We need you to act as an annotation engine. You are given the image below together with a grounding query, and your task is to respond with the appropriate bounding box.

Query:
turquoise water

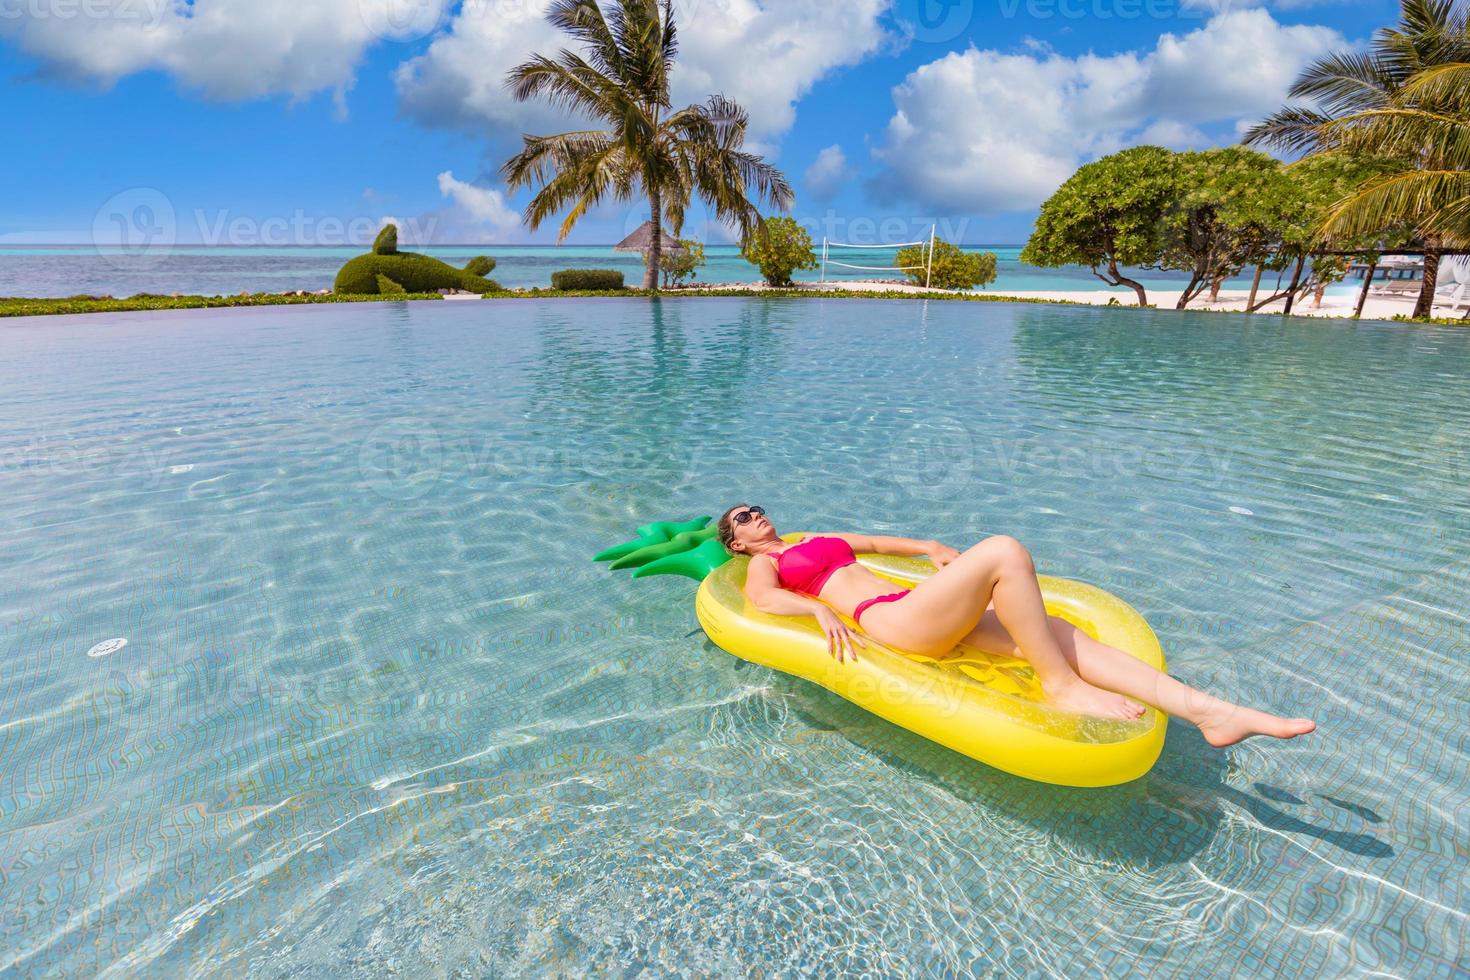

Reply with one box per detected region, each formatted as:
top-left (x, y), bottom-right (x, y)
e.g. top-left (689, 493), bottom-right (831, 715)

top-left (1, 298), bottom-right (1466, 975)
top-left (0, 244), bottom-right (1305, 299)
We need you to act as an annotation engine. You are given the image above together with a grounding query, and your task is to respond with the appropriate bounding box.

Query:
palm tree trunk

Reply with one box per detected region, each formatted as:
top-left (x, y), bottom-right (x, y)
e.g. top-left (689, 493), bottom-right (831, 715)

top-left (1354, 259), bottom-right (1377, 319)
top-left (1413, 238), bottom-right (1440, 319)
top-left (1247, 264), bottom-right (1263, 311)
top-left (644, 185), bottom-right (662, 292)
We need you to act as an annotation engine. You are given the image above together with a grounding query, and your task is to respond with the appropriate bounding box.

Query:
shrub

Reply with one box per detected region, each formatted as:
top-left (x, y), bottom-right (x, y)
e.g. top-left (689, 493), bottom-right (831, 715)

top-left (373, 224), bottom-right (398, 255)
top-left (646, 238), bottom-right (706, 287)
top-left (551, 269), bottom-right (625, 290)
top-left (741, 216), bottom-right (817, 286)
top-left (333, 228), bottom-right (500, 294)
top-left (463, 255), bottom-right (496, 278)
top-left (896, 239), bottom-right (998, 290)
top-left (376, 274), bottom-right (407, 295)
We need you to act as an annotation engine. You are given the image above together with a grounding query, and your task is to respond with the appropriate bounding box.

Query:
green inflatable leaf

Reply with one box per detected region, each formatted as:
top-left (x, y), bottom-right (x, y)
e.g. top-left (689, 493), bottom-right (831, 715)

top-left (632, 537), bottom-right (733, 582)
top-left (593, 515), bottom-right (711, 562)
top-left (609, 524), bottom-right (719, 570)
top-left (594, 514), bottom-right (733, 582)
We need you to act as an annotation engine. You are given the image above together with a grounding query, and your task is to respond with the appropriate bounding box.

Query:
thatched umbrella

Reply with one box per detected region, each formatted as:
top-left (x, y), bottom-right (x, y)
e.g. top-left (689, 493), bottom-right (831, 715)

top-left (614, 221), bottom-right (685, 256)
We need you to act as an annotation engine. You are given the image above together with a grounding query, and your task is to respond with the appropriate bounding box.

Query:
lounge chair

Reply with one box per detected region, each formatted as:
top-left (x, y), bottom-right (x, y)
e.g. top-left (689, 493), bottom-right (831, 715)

top-left (1440, 282), bottom-right (1470, 313)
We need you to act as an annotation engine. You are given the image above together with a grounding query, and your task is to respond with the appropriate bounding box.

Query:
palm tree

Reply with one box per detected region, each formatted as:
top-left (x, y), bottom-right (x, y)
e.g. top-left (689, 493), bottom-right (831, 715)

top-left (1310, 65), bottom-right (1470, 243)
top-left (1245, 0), bottom-right (1470, 318)
top-left (501, 0), bottom-right (793, 290)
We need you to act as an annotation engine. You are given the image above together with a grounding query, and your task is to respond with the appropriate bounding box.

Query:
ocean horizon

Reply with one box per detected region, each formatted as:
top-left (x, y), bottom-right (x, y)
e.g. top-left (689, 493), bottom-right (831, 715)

top-left (0, 243), bottom-right (1336, 300)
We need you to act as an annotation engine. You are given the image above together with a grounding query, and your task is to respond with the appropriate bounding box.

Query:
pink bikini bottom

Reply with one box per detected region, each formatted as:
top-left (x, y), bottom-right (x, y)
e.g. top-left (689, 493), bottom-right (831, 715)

top-left (853, 589), bottom-right (911, 625)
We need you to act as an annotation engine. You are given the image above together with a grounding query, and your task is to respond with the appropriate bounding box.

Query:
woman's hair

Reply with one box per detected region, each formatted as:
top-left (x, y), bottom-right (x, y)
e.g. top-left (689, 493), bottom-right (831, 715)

top-left (716, 503), bottom-right (747, 555)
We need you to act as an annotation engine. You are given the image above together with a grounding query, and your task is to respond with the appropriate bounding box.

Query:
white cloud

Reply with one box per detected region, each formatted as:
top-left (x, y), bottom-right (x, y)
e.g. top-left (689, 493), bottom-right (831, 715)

top-left (395, 0), bottom-right (891, 142)
top-left (424, 170), bottom-right (522, 242)
top-left (1135, 119), bottom-right (1212, 149)
top-left (0, 0), bottom-right (455, 104)
top-left (804, 145), bottom-right (853, 199)
top-left (871, 9), bottom-right (1344, 214)
top-left (1142, 9), bottom-right (1343, 120)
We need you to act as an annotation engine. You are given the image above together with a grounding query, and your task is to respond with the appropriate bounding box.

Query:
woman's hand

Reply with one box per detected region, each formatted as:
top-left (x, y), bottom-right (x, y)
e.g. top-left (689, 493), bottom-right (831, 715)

top-left (925, 540), bottom-right (961, 569)
top-left (814, 607), bottom-right (865, 663)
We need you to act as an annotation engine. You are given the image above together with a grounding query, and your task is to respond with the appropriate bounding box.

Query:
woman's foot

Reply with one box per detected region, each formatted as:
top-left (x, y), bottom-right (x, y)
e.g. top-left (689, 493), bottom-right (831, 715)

top-left (1045, 678), bottom-right (1146, 720)
top-left (1198, 706), bottom-right (1316, 747)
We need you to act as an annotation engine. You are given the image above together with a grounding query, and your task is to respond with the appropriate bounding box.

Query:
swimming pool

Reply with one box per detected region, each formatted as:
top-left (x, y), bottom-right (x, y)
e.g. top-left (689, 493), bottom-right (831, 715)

top-left (1, 297), bottom-right (1465, 975)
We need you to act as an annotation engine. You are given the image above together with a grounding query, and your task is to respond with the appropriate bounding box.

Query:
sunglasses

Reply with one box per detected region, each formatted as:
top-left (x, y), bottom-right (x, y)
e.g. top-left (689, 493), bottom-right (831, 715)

top-left (731, 506), bottom-right (766, 526)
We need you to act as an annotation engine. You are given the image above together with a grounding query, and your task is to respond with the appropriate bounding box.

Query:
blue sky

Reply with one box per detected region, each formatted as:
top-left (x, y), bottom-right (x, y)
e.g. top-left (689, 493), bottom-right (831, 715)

top-left (0, 0), bottom-right (1400, 246)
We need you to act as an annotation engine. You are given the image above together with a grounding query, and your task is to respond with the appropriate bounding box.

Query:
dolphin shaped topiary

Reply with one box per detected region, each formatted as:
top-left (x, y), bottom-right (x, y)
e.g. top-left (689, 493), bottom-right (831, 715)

top-left (333, 223), bottom-right (501, 295)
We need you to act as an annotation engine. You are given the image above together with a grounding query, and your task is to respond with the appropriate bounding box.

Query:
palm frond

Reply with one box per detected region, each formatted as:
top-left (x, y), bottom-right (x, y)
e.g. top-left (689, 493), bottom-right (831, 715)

top-left (545, 0), bottom-right (626, 83)
top-left (1398, 61), bottom-right (1470, 107)
top-left (1243, 106), bottom-right (1337, 153)
top-left (501, 131), bottom-right (617, 191)
top-left (505, 51), bottom-right (629, 120)
top-left (1313, 106), bottom-right (1470, 170)
top-left (1321, 168), bottom-right (1470, 247)
top-left (1287, 50), bottom-right (1394, 113)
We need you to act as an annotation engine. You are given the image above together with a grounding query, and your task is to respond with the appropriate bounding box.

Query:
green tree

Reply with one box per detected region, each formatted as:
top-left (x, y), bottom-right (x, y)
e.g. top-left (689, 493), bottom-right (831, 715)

top-left (1243, 153), bottom-right (1405, 313)
top-left (741, 216), bottom-right (817, 286)
top-left (501, 0), bottom-right (793, 291)
top-left (1245, 0), bottom-right (1470, 317)
top-left (895, 239), bottom-right (997, 290)
top-left (1020, 146), bottom-right (1179, 307)
top-left (1154, 146), bottom-right (1287, 309)
top-left (648, 237), bottom-right (705, 287)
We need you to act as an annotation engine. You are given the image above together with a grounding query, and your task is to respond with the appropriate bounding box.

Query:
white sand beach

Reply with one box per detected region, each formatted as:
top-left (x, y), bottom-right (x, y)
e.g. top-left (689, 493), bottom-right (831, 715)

top-left (669, 278), bottom-right (1467, 321)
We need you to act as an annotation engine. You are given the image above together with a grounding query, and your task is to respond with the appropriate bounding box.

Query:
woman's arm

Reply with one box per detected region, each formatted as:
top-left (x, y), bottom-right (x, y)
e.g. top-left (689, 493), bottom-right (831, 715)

top-left (817, 532), bottom-right (941, 558)
top-left (743, 553), bottom-right (865, 661)
top-left (744, 554), bottom-right (830, 615)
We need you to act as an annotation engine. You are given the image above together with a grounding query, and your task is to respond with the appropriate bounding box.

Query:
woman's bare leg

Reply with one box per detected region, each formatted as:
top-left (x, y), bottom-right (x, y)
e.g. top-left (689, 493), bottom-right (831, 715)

top-left (961, 610), bottom-right (1317, 745)
top-left (861, 536), bottom-right (1143, 720)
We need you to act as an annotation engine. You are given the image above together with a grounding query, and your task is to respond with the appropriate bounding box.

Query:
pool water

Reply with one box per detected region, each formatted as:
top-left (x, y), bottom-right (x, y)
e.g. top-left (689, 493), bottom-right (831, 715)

top-left (1, 298), bottom-right (1466, 976)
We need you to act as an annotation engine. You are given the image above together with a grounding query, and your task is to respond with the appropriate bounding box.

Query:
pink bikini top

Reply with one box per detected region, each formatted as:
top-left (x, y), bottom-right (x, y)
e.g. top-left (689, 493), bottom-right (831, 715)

top-left (773, 536), bottom-right (857, 596)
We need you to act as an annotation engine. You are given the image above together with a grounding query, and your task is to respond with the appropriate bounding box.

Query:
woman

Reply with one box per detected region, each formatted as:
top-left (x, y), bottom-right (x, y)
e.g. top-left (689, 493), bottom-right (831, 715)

top-left (718, 504), bottom-right (1316, 747)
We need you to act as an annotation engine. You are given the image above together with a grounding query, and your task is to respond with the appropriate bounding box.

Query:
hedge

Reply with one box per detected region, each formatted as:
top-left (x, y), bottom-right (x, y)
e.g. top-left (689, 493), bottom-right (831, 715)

top-left (373, 224), bottom-right (398, 255)
top-left (464, 255), bottom-right (497, 277)
top-left (334, 251), bottom-right (499, 294)
top-left (551, 269), bottom-right (624, 290)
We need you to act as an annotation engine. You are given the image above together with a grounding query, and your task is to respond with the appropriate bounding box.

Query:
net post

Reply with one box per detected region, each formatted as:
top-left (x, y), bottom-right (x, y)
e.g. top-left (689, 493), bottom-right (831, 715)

top-left (926, 224), bottom-right (936, 289)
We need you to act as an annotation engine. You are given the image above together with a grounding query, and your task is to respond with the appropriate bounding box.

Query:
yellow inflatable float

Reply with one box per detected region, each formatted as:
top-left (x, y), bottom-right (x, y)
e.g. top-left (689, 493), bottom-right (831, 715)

top-left (597, 520), bottom-right (1167, 787)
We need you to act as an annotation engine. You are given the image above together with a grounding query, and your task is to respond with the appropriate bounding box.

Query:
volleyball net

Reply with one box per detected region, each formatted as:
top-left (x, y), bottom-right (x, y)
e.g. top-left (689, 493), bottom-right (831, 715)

top-left (820, 224), bottom-right (936, 287)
